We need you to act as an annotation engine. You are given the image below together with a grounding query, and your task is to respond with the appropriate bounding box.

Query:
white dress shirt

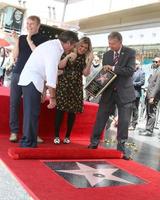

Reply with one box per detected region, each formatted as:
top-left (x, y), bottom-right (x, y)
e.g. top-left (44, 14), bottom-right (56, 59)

top-left (18, 39), bottom-right (64, 93)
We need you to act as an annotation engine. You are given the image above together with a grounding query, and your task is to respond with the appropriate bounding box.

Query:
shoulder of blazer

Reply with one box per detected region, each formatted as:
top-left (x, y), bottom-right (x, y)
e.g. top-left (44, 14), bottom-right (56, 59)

top-left (103, 50), bottom-right (113, 61)
top-left (121, 46), bottom-right (135, 55)
top-left (104, 50), bottom-right (113, 56)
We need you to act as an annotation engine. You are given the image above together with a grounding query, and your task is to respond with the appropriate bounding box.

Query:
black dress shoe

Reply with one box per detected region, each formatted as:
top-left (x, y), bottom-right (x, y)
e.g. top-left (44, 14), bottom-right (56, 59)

top-left (138, 128), bottom-right (146, 133)
top-left (128, 125), bottom-right (135, 131)
top-left (19, 145), bottom-right (37, 148)
top-left (123, 155), bottom-right (132, 160)
top-left (88, 144), bottom-right (98, 149)
top-left (117, 141), bottom-right (126, 153)
top-left (139, 131), bottom-right (153, 136)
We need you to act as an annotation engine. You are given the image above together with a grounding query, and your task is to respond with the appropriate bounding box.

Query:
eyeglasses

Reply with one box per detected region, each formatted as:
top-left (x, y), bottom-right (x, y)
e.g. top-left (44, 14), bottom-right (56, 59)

top-left (153, 61), bottom-right (158, 63)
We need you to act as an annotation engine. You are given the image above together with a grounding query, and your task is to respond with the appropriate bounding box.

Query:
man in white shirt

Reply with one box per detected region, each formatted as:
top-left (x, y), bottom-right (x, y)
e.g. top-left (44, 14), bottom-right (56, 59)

top-left (18, 30), bottom-right (79, 147)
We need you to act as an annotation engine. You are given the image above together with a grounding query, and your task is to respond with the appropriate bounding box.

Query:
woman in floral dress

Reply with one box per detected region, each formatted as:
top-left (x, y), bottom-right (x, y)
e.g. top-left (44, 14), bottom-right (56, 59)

top-left (54, 37), bottom-right (94, 144)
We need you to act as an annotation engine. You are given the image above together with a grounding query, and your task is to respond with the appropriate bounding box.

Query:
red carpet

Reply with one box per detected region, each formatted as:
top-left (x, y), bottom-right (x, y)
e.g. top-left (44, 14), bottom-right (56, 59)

top-left (1, 87), bottom-right (160, 200)
top-left (0, 87), bottom-right (101, 140)
top-left (1, 136), bottom-right (160, 200)
top-left (8, 147), bottom-right (123, 159)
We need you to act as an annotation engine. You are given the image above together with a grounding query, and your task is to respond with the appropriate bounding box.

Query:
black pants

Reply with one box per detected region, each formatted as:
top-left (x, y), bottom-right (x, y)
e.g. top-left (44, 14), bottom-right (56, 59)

top-left (90, 91), bottom-right (133, 147)
top-left (55, 108), bottom-right (76, 138)
top-left (9, 73), bottom-right (22, 134)
top-left (130, 97), bottom-right (140, 128)
top-left (146, 98), bottom-right (159, 133)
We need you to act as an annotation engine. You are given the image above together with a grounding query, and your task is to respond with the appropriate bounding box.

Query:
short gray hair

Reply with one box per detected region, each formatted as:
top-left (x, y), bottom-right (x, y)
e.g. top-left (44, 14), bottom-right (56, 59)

top-left (108, 32), bottom-right (122, 42)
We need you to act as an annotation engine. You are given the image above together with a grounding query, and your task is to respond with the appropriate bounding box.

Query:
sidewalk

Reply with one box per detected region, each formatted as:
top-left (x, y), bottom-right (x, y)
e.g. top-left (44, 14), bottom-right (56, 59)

top-left (0, 160), bottom-right (32, 200)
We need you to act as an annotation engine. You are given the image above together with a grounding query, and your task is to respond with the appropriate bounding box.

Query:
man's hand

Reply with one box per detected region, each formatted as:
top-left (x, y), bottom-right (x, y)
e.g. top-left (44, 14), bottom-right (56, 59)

top-left (47, 98), bottom-right (56, 109)
top-left (58, 69), bottom-right (64, 76)
top-left (26, 33), bottom-right (36, 51)
top-left (26, 32), bottom-right (32, 41)
top-left (11, 31), bottom-right (18, 42)
top-left (41, 94), bottom-right (46, 103)
top-left (149, 97), bottom-right (154, 104)
top-left (103, 65), bottom-right (113, 71)
top-left (26, 33), bottom-right (33, 44)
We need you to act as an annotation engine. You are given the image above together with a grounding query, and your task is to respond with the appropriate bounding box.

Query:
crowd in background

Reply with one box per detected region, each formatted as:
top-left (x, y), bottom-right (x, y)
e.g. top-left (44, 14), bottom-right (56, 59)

top-left (0, 47), bottom-right (14, 87)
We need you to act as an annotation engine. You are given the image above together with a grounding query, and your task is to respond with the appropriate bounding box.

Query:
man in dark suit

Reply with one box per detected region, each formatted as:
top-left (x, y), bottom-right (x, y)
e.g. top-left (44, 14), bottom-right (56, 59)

top-left (129, 60), bottom-right (145, 130)
top-left (139, 57), bottom-right (160, 136)
top-left (88, 32), bottom-right (136, 159)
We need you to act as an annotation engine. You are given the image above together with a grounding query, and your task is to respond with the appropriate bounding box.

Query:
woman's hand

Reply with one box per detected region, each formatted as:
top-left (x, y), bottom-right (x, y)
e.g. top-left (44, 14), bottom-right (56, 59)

top-left (87, 51), bottom-right (94, 63)
top-left (67, 52), bottom-right (77, 62)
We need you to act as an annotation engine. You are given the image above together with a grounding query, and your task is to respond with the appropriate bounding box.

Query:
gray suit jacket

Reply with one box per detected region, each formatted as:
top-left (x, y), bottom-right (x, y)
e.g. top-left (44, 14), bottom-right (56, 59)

top-left (147, 67), bottom-right (160, 100)
top-left (133, 68), bottom-right (145, 98)
top-left (101, 46), bottom-right (136, 104)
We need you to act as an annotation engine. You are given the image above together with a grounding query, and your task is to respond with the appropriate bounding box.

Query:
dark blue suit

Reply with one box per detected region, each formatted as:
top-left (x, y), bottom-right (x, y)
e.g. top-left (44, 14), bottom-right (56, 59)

top-left (90, 46), bottom-right (136, 154)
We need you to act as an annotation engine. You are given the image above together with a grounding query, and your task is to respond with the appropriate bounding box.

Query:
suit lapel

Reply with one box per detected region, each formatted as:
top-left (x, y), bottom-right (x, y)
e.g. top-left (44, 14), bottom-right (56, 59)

top-left (118, 46), bottom-right (125, 65)
top-left (109, 50), bottom-right (114, 65)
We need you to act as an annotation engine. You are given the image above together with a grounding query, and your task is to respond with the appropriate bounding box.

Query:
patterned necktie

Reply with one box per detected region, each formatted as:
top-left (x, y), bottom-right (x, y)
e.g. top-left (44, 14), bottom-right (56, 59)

top-left (114, 51), bottom-right (119, 65)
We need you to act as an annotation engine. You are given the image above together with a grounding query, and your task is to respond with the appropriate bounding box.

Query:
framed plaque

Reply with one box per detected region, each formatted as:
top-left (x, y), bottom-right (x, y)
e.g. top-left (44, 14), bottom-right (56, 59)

top-left (85, 67), bottom-right (117, 98)
top-left (3, 6), bottom-right (24, 33)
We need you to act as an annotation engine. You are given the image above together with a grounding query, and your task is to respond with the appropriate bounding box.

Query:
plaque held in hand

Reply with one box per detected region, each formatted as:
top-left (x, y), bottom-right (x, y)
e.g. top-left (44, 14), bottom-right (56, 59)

top-left (85, 67), bottom-right (117, 98)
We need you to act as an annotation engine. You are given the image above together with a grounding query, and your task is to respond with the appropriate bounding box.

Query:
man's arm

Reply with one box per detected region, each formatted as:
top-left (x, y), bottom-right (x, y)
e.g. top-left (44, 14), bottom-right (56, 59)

top-left (150, 73), bottom-right (160, 100)
top-left (47, 86), bottom-right (56, 109)
top-left (12, 32), bottom-right (19, 63)
top-left (26, 33), bottom-right (37, 51)
top-left (44, 41), bottom-right (62, 109)
top-left (103, 48), bottom-right (136, 77)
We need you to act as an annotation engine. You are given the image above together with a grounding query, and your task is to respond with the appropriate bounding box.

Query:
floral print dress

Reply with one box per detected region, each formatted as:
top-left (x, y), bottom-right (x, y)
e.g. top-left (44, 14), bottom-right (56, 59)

top-left (56, 53), bottom-right (86, 113)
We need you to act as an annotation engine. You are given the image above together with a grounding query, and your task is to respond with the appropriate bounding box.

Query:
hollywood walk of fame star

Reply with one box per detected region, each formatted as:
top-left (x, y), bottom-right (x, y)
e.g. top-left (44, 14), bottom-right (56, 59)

top-left (56, 162), bottom-right (134, 187)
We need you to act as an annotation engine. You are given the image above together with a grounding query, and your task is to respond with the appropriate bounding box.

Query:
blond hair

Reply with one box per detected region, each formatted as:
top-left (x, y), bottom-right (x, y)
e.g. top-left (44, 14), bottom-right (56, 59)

top-left (27, 15), bottom-right (41, 25)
